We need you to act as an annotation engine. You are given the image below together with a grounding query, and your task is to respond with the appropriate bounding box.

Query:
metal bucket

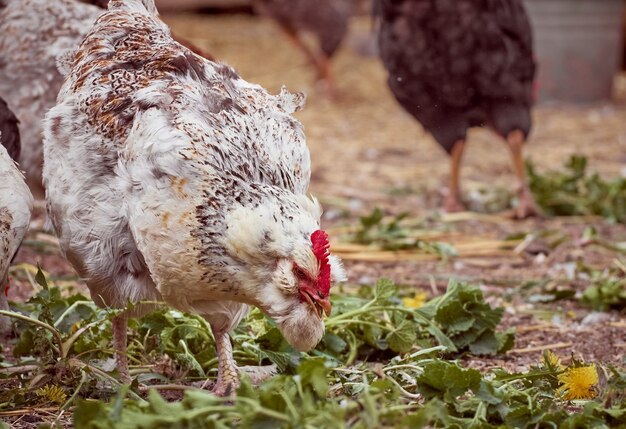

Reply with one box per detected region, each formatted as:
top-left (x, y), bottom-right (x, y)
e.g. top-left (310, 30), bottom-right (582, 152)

top-left (523, 0), bottom-right (625, 103)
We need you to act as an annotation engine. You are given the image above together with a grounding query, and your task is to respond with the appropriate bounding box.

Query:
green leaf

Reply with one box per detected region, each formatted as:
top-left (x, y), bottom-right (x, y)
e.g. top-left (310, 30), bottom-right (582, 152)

top-left (469, 331), bottom-right (500, 355)
top-left (420, 280), bottom-right (512, 356)
top-left (298, 358), bottom-right (331, 397)
top-left (496, 328), bottom-right (515, 354)
top-left (35, 266), bottom-right (49, 290)
top-left (374, 278), bottom-right (397, 301)
top-left (386, 320), bottom-right (417, 354)
top-left (359, 207), bottom-right (384, 229)
top-left (73, 399), bottom-right (115, 429)
top-left (417, 361), bottom-right (481, 401)
top-left (322, 333), bottom-right (347, 354)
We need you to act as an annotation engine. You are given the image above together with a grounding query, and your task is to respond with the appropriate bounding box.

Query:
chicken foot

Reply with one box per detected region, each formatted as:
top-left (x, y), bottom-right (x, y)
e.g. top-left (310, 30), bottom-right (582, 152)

top-left (199, 327), bottom-right (277, 396)
top-left (443, 139), bottom-right (467, 213)
top-left (507, 130), bottom-right (538, 219)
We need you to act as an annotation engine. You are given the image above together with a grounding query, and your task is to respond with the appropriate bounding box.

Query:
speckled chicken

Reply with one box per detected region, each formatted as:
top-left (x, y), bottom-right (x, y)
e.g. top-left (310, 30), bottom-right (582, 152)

top-left (43, 0), bottom-right (345, 394)
top-left (376, 0), bottom-right (538, 217)
top-left (253, 0), bottom-right (353, 97)
top-left (0, 97), bottom-right (33, 334)
top-left (0, 0), bottom-right (104, 199)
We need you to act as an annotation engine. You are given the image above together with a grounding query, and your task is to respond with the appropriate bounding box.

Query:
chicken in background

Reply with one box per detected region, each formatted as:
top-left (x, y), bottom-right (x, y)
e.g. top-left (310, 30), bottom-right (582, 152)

top-left (0, 0), bottom-right (213, 200)
top-left (44, 0), bottom-right (345, 394)
top-left (253, 0), bottom-right (354, 98)
top-left (0, 97), bottom-right (33, 335)
top-left (375, 0), bottom-right (538, 218)
top-left (0, 0), bottom-right (104, 199)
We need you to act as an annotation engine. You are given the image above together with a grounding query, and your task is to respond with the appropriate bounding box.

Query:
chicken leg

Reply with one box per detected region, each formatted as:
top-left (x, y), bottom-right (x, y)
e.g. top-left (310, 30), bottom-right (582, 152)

top-left (444, 140), bottom-right (466, 213)
top-left (112, 313), bottom-right (131, 384)
top-left (507, 130), bottom-right (538, 219)
top-left (211, 329), bottom-right (239, 396)
top-left (279, 25), bottom-right (336, 97)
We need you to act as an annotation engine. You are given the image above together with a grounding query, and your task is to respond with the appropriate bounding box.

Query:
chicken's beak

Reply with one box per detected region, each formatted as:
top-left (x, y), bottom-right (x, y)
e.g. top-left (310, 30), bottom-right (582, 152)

top-left (300, 287), bottom-right (332, 318)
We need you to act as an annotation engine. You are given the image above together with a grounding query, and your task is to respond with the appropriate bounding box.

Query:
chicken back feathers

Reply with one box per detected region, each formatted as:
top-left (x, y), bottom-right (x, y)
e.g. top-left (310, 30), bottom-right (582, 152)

top-left (0, 0), bottom-right (104, 197)
top-left (377, 0), bottom-right (536, 153)
top-left (44, 0), bottom-right (344, 352)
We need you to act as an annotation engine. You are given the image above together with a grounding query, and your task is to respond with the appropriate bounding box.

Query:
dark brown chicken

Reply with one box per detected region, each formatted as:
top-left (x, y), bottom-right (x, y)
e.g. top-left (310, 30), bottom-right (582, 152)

top-left (376, 0), bottom-right (537, 217)
top-left (254, 0), bottom-right (353, 97)
top-left (0, 97), bottom-right (19, 161)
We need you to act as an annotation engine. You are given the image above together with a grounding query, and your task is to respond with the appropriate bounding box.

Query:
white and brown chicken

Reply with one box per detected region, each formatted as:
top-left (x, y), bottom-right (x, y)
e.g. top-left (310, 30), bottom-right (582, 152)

top-left (43, 0), bottom-right (345, 394)
top-left (0, 97), bottom-right (33, 334)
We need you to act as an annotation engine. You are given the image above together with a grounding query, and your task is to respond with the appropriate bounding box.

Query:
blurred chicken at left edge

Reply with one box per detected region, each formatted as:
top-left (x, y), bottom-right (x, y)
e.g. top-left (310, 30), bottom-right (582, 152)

top-left (0, 96), bottom-right (34, 336)
top-left (0, 0), bottom-right (212, 200)
top-left (0, 0), bottom-right (106, 199)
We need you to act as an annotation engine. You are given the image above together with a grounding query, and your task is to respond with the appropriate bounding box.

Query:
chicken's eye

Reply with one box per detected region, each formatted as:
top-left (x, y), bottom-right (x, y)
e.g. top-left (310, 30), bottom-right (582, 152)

top-left (293, 265), bottom-right (309, 281)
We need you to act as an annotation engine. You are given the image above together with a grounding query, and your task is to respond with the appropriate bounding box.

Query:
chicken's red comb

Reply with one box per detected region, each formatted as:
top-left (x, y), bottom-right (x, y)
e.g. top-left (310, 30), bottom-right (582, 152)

top-left (311, 230), bottom-right (331, 296)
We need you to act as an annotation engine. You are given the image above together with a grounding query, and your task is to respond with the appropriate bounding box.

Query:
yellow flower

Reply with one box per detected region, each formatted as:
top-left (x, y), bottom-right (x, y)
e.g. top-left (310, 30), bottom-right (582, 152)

top-left (556, 364), bottom-right (599, 400)
top-left (402, 291), bottom-right (428, 309)
top-left (36, 384), bottom-right (67, 405)
top-left (543, 350), bottom-right (563, 370)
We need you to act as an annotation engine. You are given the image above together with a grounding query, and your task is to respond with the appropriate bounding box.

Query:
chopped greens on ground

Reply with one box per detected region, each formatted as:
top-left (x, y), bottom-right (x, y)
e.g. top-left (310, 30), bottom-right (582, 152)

top-left (527, 155), bottom-right (626, 223)
top-left (353, 208), bottom-right (457, 257)
top-left (0, 270), bottom-right (623, 428)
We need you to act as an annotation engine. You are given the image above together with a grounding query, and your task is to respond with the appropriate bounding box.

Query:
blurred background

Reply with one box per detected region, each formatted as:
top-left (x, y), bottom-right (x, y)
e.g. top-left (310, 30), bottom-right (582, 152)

top-left (151, 0), bottom-right (626, 216)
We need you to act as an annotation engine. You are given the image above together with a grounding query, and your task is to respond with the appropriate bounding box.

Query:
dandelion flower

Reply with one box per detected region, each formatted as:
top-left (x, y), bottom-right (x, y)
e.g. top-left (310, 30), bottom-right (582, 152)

top-left (543, 350), bottom-right (563, 370)
top-left (556, 364), bottom-right (599, 400)
top-left (403, 291), bottom-right (428, 309)
top-left (36, 384), bottom-right (67, 405)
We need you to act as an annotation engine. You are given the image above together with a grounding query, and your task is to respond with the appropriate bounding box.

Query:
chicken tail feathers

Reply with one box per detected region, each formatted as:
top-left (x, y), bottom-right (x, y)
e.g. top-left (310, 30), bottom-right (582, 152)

top-left (108, 0), bottom-right (158, 16)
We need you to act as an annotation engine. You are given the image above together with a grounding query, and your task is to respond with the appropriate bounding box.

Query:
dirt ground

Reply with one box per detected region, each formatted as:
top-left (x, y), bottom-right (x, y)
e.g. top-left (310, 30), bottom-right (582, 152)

top-left (6, 12), bottom-right (626, 421)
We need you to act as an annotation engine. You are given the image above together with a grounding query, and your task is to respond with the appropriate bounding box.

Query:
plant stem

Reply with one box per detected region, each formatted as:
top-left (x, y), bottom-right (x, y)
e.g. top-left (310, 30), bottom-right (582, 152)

top-left (325, 319), bottom-right (391, 330)
top-left (0, 310), bottom-right (64, 357)
top-left (53, 301), bottom-right (94, 328)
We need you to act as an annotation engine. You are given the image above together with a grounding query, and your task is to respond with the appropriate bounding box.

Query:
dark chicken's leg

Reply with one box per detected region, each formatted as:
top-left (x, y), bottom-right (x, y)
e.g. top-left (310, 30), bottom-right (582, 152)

top-left (507, 130), bottom-right (538, 219)
top-left (279, 25), bottom-right (337, 97)
top-left (444, 140), bottom-right (467, 213)
top-left (112, 314), bottom-right (131, 384)
top-left (314, 54), bottom-right (337, 99)
top-left (211, 329), bottom-right (239, 396)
